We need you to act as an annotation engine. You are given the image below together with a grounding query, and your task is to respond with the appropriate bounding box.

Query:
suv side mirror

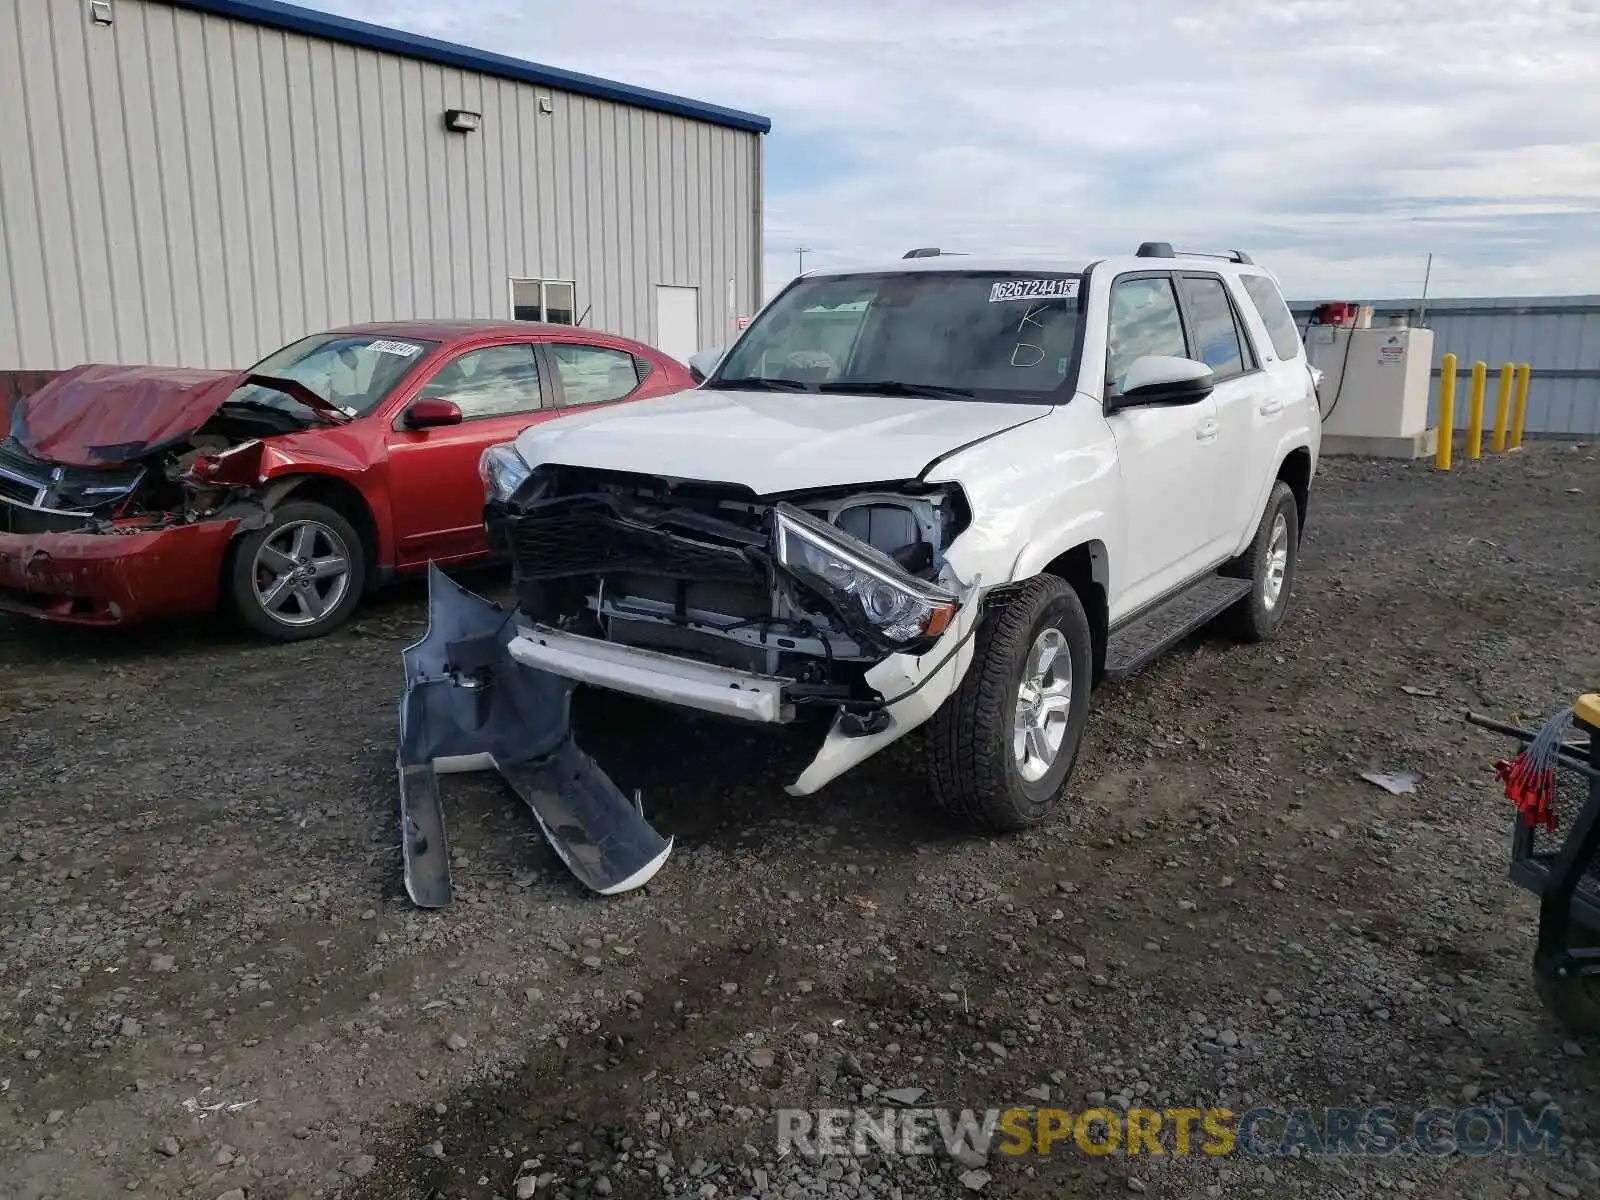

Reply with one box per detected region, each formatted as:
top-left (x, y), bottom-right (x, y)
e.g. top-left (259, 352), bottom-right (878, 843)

top-left (688, 347), bottom-right (724, 384)
top-left (404, 397), bottom-right (464, 429)
top-left (1106, 356), bottom-right (1215, 412)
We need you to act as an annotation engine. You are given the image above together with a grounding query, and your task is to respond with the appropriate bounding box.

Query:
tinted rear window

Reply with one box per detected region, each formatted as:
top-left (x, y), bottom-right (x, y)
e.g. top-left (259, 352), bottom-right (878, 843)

top-left (1240, 275), bottom-right (1302, 362)
top-left (1181, 276), bottom-right (1247, 380)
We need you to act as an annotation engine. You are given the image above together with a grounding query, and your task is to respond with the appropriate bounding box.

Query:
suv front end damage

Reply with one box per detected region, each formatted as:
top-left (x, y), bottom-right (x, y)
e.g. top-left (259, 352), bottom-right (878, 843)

top-left (398, 463), bottom-right (983, 901)
top-left (489, 464), bottom-right (984, 794)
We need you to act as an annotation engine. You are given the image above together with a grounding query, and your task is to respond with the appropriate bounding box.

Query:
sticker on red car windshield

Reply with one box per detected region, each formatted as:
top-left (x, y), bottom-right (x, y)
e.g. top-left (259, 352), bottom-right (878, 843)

top-left (989, 278), bottom-right (1080, 303)
top-left (368, 339), bottom-right (424, 356)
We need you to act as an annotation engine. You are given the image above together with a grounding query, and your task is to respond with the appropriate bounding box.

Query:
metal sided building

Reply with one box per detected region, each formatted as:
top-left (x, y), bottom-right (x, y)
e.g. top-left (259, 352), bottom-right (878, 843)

top-left (0, 0), bottom-right (769, 381)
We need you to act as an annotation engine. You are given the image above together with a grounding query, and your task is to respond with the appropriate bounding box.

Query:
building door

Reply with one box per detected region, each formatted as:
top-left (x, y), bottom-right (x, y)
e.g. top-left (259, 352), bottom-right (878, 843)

top-left (655, 285), bottom-right (700, 365)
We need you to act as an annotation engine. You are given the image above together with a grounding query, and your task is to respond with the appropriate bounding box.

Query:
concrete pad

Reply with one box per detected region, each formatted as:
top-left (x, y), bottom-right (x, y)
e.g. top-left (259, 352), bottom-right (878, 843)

top-left (1320, 429), bottom-right (1439, 459)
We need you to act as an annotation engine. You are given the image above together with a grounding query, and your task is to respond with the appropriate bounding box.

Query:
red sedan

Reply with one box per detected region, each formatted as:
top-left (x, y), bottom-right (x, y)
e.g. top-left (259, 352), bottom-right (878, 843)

top-left (0, 321), bottom-right (694, 640)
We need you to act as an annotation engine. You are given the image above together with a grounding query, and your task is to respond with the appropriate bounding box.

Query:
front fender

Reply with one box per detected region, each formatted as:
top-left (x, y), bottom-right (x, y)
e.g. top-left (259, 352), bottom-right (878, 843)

top-left (1007, 511), bottom-right (1114, 586)
top-left (932, 404), bottom-right (1121, 597)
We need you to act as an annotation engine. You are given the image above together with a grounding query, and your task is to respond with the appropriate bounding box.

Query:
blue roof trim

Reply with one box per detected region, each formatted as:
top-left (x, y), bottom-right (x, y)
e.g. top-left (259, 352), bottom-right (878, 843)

top-left (165, 0), bottom-right (772, 134)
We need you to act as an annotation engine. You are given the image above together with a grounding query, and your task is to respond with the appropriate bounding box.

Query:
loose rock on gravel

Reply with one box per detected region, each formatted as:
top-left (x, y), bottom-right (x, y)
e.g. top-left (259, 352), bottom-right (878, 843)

top-left (1, 444), bottom-right (1598, 1199)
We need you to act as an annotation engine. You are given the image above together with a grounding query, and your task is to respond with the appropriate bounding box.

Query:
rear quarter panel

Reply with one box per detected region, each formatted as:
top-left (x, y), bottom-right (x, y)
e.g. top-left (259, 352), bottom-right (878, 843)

top-left (1225, 274), bottom-right (1321, 555)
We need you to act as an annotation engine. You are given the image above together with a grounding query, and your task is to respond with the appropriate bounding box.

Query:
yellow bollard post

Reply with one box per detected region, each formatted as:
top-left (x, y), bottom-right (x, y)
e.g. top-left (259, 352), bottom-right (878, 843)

top-left (1435, 353), bottom-right (1456, 470)
top-left (1511, 363), bottom-right (1532, 449)
top-left (1466, 361), bottom-right (1486, 459)
top-left (1492, 362), bottom-right (1514, 452)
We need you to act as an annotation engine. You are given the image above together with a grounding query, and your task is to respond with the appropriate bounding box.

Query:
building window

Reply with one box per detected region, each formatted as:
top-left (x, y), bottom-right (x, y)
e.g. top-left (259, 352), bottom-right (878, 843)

top-left (510, 278), bottom-right (576, 325)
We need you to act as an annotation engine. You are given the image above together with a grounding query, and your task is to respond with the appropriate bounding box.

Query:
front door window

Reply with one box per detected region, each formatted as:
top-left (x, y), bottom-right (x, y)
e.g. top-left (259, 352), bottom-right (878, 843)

top-left (417, 344), bottom-right (544, 420)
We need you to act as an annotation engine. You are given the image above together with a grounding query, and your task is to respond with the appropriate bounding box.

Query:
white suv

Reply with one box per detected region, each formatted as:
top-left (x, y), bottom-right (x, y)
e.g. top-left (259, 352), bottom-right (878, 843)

top-left (402, 243), bottom-right (1320, 898)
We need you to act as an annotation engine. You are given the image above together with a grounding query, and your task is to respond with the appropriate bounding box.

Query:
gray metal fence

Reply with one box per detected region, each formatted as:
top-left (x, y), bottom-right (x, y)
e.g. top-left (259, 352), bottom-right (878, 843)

top-left (1288, 296), bottom-right (1600, 438)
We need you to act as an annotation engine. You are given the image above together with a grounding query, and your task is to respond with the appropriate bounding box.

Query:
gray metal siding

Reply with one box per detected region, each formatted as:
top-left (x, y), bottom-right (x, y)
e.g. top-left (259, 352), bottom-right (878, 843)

top-left (0, 0), bottom-right (762, 371)
top-left (1289, 296), bottom-right (1600, 438)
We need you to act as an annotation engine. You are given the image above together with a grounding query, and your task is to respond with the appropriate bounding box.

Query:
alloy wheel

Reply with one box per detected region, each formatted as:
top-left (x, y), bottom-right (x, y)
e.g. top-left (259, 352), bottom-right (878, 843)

top-left (1013, 626), bottom-right (1074, 783)
top-left (251, 519), bottom-right (353, 627)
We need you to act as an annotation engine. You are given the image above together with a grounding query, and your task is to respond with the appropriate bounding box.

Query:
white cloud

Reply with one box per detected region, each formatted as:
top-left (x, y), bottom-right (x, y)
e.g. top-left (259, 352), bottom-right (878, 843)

top-left (325, 0), bottom-right (1600, 300)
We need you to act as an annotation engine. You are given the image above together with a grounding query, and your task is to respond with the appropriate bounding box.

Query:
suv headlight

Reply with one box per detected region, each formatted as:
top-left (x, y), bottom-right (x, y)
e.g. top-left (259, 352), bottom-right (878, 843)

top-left (773, 502), bottom-right (958, 648)
top-left (479, 443), bottom-right (533, 505)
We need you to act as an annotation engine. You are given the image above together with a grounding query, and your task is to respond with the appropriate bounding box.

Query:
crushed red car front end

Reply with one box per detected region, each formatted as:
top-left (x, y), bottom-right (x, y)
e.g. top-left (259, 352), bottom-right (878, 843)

top-left (0, 363), bottom-right (260, 627)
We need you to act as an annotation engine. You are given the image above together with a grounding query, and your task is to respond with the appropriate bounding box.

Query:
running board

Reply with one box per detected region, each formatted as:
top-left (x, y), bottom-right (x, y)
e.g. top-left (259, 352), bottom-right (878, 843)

top-left (1103, 575), bottom-right (1252, 681)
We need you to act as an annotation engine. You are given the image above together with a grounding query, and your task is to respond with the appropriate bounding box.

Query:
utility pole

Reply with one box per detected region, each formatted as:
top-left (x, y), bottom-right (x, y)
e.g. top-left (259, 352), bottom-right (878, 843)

top-left (795, 246), bottom-right (813, 275)
top-left (1418, 252), bottom-right (1433, 327)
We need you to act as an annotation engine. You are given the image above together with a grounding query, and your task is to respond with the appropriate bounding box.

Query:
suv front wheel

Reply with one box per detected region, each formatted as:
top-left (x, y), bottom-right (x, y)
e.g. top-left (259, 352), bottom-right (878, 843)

top-left (926, 576), bottom-right (1093, 832)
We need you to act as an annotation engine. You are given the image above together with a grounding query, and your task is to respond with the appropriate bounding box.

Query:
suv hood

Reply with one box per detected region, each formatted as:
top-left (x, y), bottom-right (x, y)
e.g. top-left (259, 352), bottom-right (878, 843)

top-left (11, 363), bottom-right (241, 468)
top-left (512, 387), bottom-right (1048, 493)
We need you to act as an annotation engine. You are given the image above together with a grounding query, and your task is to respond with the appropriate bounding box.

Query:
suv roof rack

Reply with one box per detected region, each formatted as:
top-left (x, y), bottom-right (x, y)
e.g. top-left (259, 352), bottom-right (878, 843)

top-left (1135, 242), bottom-right (1254, 266)
top-left (903, 247), bottom-right (941, 258)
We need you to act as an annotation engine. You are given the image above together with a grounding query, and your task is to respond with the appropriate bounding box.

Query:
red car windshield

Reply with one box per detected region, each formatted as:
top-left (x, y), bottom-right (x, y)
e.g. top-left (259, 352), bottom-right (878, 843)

top-left (229, 333), bottom-right (440, 418)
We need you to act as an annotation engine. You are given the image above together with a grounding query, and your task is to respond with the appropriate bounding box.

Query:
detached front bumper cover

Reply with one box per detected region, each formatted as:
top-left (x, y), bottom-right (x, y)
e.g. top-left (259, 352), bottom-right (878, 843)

top-left (397, 563), bottom-right (672, 904)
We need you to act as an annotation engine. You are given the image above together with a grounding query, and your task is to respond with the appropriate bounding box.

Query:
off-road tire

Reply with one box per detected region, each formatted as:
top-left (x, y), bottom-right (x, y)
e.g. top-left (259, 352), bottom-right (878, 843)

top-left (1222, 480), bottom-right (1299, 643)
top-left (227, 500), bottom-right (367, 642)
top-left (926, 576), bottom-right (1093, 832)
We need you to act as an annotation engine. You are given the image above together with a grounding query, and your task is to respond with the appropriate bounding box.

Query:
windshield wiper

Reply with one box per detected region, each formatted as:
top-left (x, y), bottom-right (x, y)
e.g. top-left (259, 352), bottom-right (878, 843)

top-left (821, 380), bottom-right (979, 400)
top-left (707, 376), bottom-right (815, 393)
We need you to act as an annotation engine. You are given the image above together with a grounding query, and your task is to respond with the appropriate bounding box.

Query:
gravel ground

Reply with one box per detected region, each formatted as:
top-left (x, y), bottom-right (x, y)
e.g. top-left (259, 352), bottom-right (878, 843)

top-left (1, 441), bottom-right (1598, 1200)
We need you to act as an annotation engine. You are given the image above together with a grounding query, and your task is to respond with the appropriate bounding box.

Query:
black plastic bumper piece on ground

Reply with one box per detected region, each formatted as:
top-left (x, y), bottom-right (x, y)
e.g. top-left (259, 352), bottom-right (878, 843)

top-left (1102, 575), bottom-right (1252, 681)
top-left (500, 744), bottom-right (671, 894)
top-left (399, 764), bottom-right (453, 908)
top-left (396, 564), bottom-right (672, 905)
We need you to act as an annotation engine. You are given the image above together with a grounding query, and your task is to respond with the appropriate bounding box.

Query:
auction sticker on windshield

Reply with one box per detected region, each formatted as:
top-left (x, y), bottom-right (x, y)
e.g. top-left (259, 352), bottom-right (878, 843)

top-left (989, 279), bottom-right (1080, 303)
top-left (368, 339), bottom-right (425, 356)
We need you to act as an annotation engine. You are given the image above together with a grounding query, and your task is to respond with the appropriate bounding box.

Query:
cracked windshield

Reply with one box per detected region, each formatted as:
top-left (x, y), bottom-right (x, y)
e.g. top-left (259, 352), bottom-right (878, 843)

top-left (712, 271), bottom-right (1083, 400)
top-left (230, 333), bottom-right (439, 417)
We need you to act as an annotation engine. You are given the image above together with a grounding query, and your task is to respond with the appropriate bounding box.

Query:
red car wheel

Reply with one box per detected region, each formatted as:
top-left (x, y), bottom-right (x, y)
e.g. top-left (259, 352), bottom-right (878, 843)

top-left (227, 500), bottom-right (367, 641)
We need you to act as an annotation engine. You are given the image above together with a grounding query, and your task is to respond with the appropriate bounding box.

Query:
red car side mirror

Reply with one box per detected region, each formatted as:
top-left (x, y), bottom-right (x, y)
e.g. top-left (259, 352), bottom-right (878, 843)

top-left (405, 397), bottom-right (463, 429)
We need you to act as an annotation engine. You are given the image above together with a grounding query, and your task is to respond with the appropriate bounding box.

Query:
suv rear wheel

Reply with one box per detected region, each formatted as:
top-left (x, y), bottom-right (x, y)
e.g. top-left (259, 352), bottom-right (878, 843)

top-left (926, 576), bottom-right (1093, 832)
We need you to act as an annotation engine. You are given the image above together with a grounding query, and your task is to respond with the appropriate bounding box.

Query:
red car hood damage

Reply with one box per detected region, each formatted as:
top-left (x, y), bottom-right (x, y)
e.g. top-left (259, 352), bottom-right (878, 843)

top-left (9, 363), bottom-right (242, 468)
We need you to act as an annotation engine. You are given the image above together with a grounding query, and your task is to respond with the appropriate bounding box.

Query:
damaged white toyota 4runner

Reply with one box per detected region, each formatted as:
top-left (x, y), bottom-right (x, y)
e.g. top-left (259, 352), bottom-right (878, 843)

top-left (397, 244), bottom-right (1320, 902)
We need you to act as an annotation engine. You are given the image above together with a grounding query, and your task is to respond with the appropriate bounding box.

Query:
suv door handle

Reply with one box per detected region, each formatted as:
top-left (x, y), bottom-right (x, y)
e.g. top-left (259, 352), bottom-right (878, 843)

top-left (1259, 397), bottom-right (1284, 416)
top-left (1195, 418), bottom-right (1220, 442)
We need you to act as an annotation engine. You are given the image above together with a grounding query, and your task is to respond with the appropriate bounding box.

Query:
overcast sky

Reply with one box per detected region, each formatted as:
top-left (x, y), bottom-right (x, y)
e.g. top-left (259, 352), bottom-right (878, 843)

top-left (325, 0), bottom-right (1600, 302)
